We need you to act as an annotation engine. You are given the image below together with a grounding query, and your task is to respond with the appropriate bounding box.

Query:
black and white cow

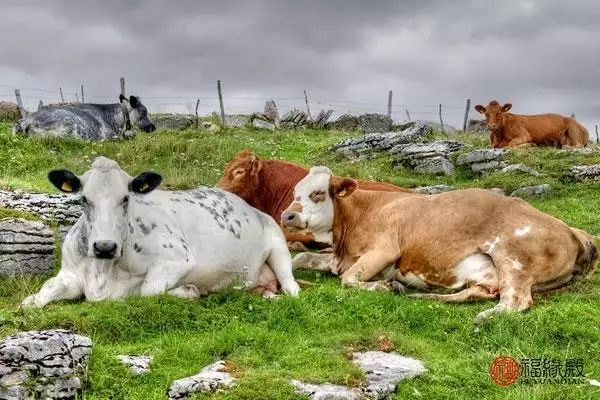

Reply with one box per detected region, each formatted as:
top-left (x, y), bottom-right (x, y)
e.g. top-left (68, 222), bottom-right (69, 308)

top-left (21, 157), bottom-right (300, 308)
top-left (13, 95), bottom-right (156, 140)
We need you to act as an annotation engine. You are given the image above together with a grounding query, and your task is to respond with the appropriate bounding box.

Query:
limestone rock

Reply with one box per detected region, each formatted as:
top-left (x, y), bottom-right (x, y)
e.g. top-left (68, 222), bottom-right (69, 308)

top-left (150, 113), bottom-right (195, 131)
top-left (467, 119), bottom-right (487, 132)
top-left (0, 101), bottom-right (22, 122)
top-left (280, 109), bottom-right (309, 128)
top-left (117, 355), bottom-right (152, 376)
top-left (290, 380), bottom-right (361, 400)
top-left (500, 163), bottom-right (540, 176)
top-left (455, 149), bottom-right (509, 166)
top-left (0, 218), bottom-right (55, 276)
top-left (471, 160), bottom-right (510, 173)
top-left (328, 114), bottom-right (360, 131)
top-left (510, 184), bottom-right (551, 198)
top-left (412, 185), bottom-right (454, 195)
top-left (313, 109), bottom-right (334, 128)
top-left (358, 114), bottom-right (393, 134)
top-left (570, 164), bottom-right (600, 182)
top-left (263, 100), bottom-right (279, 125)
top-left (253, 119), bottom-right (276, 131)
top-left (167, 360), bottom-right (236, 400)
top-left (390, 140), bottom-right (463, 176)
top-left (0, 190), bottom-right (82, 224)
top-left (224, 115), bottom-right (248, 128)
top-left (0, 329), bottom-right (92, 400)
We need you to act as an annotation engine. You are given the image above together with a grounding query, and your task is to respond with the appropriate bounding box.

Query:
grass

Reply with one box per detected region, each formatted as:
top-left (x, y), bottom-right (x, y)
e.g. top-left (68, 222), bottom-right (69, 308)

top-left (1, 122), bottom-right (600, 399)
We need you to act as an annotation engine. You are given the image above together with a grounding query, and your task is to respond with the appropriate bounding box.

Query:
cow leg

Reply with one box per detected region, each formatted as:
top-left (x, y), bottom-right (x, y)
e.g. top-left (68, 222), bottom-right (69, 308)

top-left (21, 270), bottom-right (83, 308)
top-left (340, 250), bottom-right (398, 288)
top-left (408, 285), bottom-right (498, 303)
top-left (292, 252), bottom-right (333, 272)
top-left (167, 284), bottom-right (205, 299)
top-left (265, 233), bottom-right (300, 297)
top-left (140, 262), bottom-right (192, 297)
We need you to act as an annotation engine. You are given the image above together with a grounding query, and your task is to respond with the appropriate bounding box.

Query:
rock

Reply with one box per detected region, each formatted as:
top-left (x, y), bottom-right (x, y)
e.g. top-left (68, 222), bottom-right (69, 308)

top-left (411, 156), bottom-right (454, 175)
top-left (263, 100), bottom-right (279, 125)
top-left (167, 360), bottom-right (236, 400)
top-left (488, 188), bottom-right (506, 196)
top-left (570, 164), bottom-right (600, 182)
top-left (328, 114), bottom-right (360, 131)
top-left (117, 355), bottom-right (152, 376)
top-left (150, 113), bottom-right (195, 131)
top-left (313, 109), bottom-right (334, 128)
top-left (0, 190), bottom-right (82, 224)
top-left (390, 140), bottom-right (463, 176)
top-left (253, 119), bottom-right (276, 131)
top-left (560, 147), bottom-right (593, 154)
top-left (280, 109), bottom-right (309, 128)
top-left (290, 380), bottom-right (361, 400)
top-left (471, 160), bottom-right (510, 173)
top-left (415, 120), bottom-right (459, 134)
top-left (412, 185), bottom-right (454, 195)
top-left (224, 115), bottom-right (248, 128)
top-left (510, 184), bottom-right (551, 198)
top-left (500, 163), bottom-right (540, 176)
top-left (0, 218), bottom-right (55, 276)
top-left (352, 351), bottom-right (427, 399)
top-left (467, 119), bottom-right (487, 132)
top-left (455, 149), bottom-right (509, 166)
top-left (0, 101), bottom-right (22, 122)
top-left (201, 121), bottom-right (219, 132)
top-left (0, 329), bottom-right (92, 400)
top-left (358, 114), bottom-right (393, 134)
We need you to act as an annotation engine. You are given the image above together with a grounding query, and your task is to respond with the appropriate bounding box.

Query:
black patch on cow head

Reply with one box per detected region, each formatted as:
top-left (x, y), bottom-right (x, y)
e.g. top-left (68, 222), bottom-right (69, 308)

top-left (130, 172), bottom-right (162, 194)
top-left (48, 169), bottom-right (82, 193)
top-left (119, 94), bottom-right (127, 103)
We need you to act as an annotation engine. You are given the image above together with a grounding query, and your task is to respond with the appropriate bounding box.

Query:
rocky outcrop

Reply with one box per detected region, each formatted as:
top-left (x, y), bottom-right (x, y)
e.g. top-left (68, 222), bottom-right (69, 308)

top-left (0, 218), bottom-right (55, 276)
top-left (390, 140), bottom-right (463, 176)
top-left (500, 163), bottom-right (540, 176)
top-left (0, 101), bottom-right (22, 122)
top-left (224, 115), bottom-right (248, 128)
top-left (358, 114), bottom-right (393, 134)
top-left (150, 113), bottom-right (195, 131)
top-left (510, 184), bottom-right (551, 198)
top-left (467, 119), bottom-right (487, 132)
top-left (0, 190), bottom-right (82, 224)
top-left (570, 164), bottom-right (600, 182)
top-left (291, 380), bottom-right (360, 400)
top-left (117, 355), bottom-right (153, 376)
top-left (251, 100), bottom-right (280, 129)
top-left (328, 114), bottom-right (360, 131)
top-left (0, 329), bottom-right (92, 400)
top-left (167, 360), bottom-right (236, 400)
top-left (280, 109), bottom-right (309, 129)
top-left (455, 149), bottom-right (510, 173)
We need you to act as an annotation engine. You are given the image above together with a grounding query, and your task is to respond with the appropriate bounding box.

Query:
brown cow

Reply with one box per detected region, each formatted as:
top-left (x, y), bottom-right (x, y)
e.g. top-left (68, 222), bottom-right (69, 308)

top-left (474, 100), bottom-right (589, 149)
top-left (216, 149), bottom-right (411, 250)
top-left (283, 166), bottom-right (598, 323)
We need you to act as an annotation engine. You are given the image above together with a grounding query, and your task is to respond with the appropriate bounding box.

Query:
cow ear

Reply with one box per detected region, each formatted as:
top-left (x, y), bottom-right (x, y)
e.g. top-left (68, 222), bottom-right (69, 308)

top-left (331, 178), bottom-right (358, 198)
top-left (249, 154), bottom-right (263, 176)
top-left (501, 103), bottom-right (512, 112)
top-left (119, 94), bottom-right (127, 104)
top-left (474, 105), bottom-right (486, 114)
top-left (130, 172), bottom-right (162, 194)
top-left (48, 169), bottom-right (81, 193)
top-left (129, 96), bottom-right (139, 108)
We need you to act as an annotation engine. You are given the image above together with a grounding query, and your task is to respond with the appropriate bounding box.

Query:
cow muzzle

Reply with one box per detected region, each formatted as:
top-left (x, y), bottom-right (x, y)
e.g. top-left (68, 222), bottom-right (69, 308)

top-left (93, 240), bottom-right (118, 259)
top-left (281, 211), bottom-right (305, 230)
top-left (487, 123), bottom-right (499, 131)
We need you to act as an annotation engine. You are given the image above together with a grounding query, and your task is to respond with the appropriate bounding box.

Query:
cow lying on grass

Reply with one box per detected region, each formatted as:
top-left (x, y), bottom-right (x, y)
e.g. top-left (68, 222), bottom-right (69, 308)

top-left (284, 166), bottom-right (598, 323)
top-left (21, 157), bottom-right (299, 308)
top-left (474, 100), bottom-right (589, 148)
top-left (13, 95), bottom-right (156, 140)
top-left (217, 149), bottom-right (411, 251)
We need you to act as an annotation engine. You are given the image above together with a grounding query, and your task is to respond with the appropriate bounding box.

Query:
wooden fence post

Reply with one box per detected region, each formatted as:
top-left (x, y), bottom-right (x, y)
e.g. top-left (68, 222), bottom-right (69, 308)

top-left (387, 90), bottom-right (393, 119)
top-left (217, 79), bottom-right (226, 128)
top-left (14, 89), bottom-right (24, 114)
top-left (80, 85), bottom-right (85, 103)
top-left (462, 98), bottom-right (471, 132)
top-left (439, 104), bottom-right (445, 134)
top-left (195, 98), bottom-right (200, 129)
top-left (596, 124), bottom-right (599, 143)
top-left (59, 87), bottom-right (65, 102)
top-left (75, 93), bottom-right (79, 102)
top-left (304, 89), bottom-right (313, 121)
top-left (405, 109), bottom-right (411, 121)
top-left (120, 77), bottom-right (126, 97)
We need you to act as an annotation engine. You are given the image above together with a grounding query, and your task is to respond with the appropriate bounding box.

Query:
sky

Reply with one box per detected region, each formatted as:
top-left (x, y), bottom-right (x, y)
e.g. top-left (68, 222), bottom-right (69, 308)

top-left (2, 0), bottom-right (600, 134)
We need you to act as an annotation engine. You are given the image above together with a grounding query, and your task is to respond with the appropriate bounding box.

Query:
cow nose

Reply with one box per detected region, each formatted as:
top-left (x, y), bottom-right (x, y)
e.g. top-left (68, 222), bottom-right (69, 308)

top-left (93, 240), bottom-right (117, 259)
top-left (488, 123), bottom-right (498, 130)
top-left (148, 123), bottom-right (156, 132)
top-left (281, 211), bottom-right (298, 226)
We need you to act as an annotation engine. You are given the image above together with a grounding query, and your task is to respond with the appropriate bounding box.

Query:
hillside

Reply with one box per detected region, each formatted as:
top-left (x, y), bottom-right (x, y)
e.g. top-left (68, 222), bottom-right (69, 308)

top-left (0, 122), bottom-right (599, 399)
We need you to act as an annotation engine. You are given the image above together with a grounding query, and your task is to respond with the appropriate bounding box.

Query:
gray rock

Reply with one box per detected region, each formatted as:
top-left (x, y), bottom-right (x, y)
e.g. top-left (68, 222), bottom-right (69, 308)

top-left (328, 114), bottom-right (360, 131)
top-left (391, 140), bottom-right (462, 176)
top-left (0, 329), bottom-right (92, 400)
top-left (0, 218), bottom-right (55, 276)
top-left (290, 380), bottom-right (361, 400)
top-left (224, 115), bottom-right (248, 128)
top-left (455, 149), bottom-right (509, 166)
top-left (281, 109), bottom-right (309, 128)
top-left (410, 156), bottom-right (455, 176)
top-left (353, 351), bottom-right (428, 399)
top-left (415, 120), bottom-right (459, 134)
top-left (313, 110), bottom-right (334, 128)
top-left (471, 160), bottom-right (510, 173)
top-left (0, 101), bottom-right (22, 122)
top-left (167, 360), bottom-right (236, 400)
top-left (149, 113), bottom-right (195, 131)
top-left (0, 190), bottom-right (82, 224)
top-left (412, 185), bottom-right (454, 195)
top-left (358, 114), bottom-right (393, 134)
top-left (117, 355), bottom-right (152, 376)
top-left (570, 164), bottom-right (600, 182)
top-left (263, 100), bottom-right (279, 125)
top-left (253, 119), bottom-right (276, 131)
top-left (501, 163), bottom-right (540, 176)
top-left (510, 184), bottom-right (551, 198)
top-left (467, 119), bottom-right (487, 132)
top-left (488, 188), bottom-right (506, 196)
top-left (560, 147), bottom-right (593, 154)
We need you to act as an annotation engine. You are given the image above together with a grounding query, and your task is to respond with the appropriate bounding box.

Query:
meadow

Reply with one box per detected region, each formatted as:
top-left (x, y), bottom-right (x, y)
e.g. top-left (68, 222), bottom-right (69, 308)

top-left (0, 121), bottom-right (599, 399)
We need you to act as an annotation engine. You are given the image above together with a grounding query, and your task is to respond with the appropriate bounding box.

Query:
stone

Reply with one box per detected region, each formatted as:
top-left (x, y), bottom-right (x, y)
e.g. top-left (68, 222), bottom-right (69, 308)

top-left (0, 101), bottom-right (22, 122)
top-left (412, 185), bottom-right (454, 195)
top-left (510, 184), bottom-right (551, 198)
top-left (280, 109), bottom-right (309, 128)
top-left (150, 113), bottom-right (195, 131)
top-left (455, 149), bottom-right (509, 166)
top-left (290, 380), bottom-right (361, 400)
top-left (410, 156), bottom-right (455, 176)
top-left (352, 351), bottom-right (428, 399)
top-left (224, 115), bottom-right (248, 128)
top-left (0, 190), bottom-right (82, 224)
top-left (253, 119), bottom-right (276, 131)
top-left (488, 188), bottom-right (506, 196)
top-left (467, 119), bottom-right (487, 132)
top-left (328, 114), bottom-right (360, 131)
top-left (500, 163), bottom-right (540, 176)
top-left (390, 140), bottom-right (463, 176)
top-left (0, 329), bottom-right (92, 400)
top-left (0, 218), bottom-right (55, 276)
top-left (263, 100), bottom-right (279, 125)
top-left (313, 109), bottom-right (334, 128)
top-left (167, 360), bottom-right (236, 400)
top-left (570, 164), bottom-right (600, 182)
top-left (415, 120), bottom-right (459, 134)
top-left (471, 160), bottom-right (510, 173)
top-left (117, 355), bottom-right (152, 376)
top-left (560, 147), bottom-right (593, 154)
top-left (358, 114), bottom-right (393, 134)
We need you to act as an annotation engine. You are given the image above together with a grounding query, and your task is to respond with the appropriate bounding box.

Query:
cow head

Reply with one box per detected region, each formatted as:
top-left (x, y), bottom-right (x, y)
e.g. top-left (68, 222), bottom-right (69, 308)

top-left (48, 157), bottom-right (162, 260)
top-left (281, 166), bottom-right (357, 243)
top-left (216, 150), bottom-right (263, 201)
top-left (119, 94), bottom-right (156, 133)
top-left (474, 101), bottom-right (512, 148)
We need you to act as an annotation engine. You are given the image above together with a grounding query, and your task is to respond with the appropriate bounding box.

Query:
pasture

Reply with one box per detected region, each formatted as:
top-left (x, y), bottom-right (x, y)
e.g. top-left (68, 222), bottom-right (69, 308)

top-left (0, 121), bottom-right (599, 399)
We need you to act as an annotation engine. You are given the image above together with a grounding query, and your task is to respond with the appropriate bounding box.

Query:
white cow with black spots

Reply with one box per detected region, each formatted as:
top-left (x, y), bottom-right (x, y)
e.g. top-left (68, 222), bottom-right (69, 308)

top-left (22, 157), bottom-right (300, 308)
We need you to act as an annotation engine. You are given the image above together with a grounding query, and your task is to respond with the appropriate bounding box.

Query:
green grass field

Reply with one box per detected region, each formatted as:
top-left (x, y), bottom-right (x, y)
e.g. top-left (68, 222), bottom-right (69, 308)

top-left (0, 121), bottom-right (599, 399)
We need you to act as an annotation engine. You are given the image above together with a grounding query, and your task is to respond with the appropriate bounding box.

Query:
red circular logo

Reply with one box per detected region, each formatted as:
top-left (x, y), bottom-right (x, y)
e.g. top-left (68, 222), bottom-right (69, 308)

top-left (489, 356), bottom-right (520, 387)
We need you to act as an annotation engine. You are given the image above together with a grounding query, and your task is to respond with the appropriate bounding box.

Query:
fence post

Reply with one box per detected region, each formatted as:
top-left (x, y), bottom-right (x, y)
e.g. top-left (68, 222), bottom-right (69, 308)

top-left (75, 93), bottom-right (79, 102)
top-left (596, 124), bottom-right (599, 143)
top-left (217, 79), bottom-right (226, 128)
top-left (80, 84), bottom-right (85, 103)
top-left (462, 98), bottom-right (471, 132)
top-left (405, 109), bottom-right (411, 121)
top-left (387, 90), bottom-right (393, 119)
top-left (120, 77), bottom-right (126, 97)
top-left (195, 98), bottom-right (200, 129)
top-left (304, 89), bottom-right (313, 121)
top-left (59, 87), bottom-right (65, 102)
top-left (14, 89), bottom-right (24, 115)
top-left (439, 104), bottom-right (445, 134)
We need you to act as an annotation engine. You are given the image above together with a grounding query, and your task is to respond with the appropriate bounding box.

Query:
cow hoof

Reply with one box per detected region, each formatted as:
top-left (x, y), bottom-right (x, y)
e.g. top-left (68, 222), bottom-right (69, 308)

top-left (262, 290), bottom-right (280, 300)
top-left (20, 295), bottom-right (39, 308)
top-left (281, 280), bottom-right (301, 297)
top-left (317, 247), bottom-right (334, 253)
top-left (123, 130), bottom-right (135, 139)
top-left (288, 241), bottom-right (309, 252)
top-left (391, 281), bottom-right (407, 294)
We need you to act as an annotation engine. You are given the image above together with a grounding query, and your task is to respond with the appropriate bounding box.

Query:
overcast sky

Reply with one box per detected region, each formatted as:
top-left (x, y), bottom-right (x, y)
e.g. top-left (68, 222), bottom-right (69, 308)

top-left (2, 0), bottom-right (600, 132)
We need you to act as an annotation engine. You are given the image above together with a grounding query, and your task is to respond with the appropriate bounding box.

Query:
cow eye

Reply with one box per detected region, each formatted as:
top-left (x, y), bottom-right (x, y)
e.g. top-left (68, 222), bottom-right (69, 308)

top-left (122, 195), bottom-right (129, 204)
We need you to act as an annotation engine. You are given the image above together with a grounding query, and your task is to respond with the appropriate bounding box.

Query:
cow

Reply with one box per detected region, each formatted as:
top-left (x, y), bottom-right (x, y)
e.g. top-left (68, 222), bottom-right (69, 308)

top-left (216, 149), bottom-right (412, 251)
top-left (13, 95), bottom-right (156, 140)
top-left (474, 100), bottom-right (589, 149)
top-left (283, 166), bottom-right (598, 323)
top-left (21, 157), bottom-right (300, 308)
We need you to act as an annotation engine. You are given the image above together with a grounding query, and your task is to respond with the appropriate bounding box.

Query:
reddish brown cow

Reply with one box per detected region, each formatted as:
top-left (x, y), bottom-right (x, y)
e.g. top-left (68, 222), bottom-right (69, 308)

top-left (474, 100), bottom-right (589, 149)
top-left (216, 149), bottom-right (411, 250)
